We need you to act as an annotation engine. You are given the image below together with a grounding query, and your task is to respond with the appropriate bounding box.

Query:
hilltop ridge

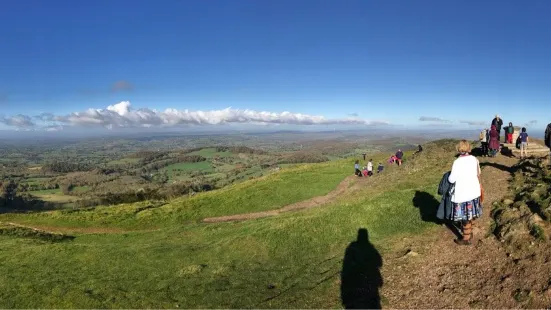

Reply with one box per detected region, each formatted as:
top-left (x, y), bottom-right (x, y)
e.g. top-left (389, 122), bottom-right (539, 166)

top-left (0, 139), bottom-right (549, 308)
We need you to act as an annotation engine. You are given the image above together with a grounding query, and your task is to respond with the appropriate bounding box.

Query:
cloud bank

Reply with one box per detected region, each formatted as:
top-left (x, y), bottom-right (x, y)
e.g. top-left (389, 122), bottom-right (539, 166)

top-left (459, 120), bottom-right (486, 126)
top-left (0, 101), bottom-right (389, 130)
top-left (419, 116), bottom-right (451, 123)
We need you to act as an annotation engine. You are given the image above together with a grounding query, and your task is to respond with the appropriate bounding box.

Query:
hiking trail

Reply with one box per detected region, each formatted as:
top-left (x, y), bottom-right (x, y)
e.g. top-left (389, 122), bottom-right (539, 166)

top-left (380, 154), bottom-right (551, 308)
top-left (203, 175), bottom-right (357, 223)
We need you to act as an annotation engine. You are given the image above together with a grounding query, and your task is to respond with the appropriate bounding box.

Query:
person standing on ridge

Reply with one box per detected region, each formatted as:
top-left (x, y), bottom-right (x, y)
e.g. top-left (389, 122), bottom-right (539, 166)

top-left (545, 123), bottom-right (551, 164)
top-left (506, 122), bottom-right (515, 144)
top-left (488, 125), bottom-right (500, 157)
top-left (519, 127), bottom-right (529, 159)
top-left (448, 140), bottom-right (483, 245)
top-left (491, 114), bottom-right (503, 142)
top-left (480, 128), bottom-right (489, 157)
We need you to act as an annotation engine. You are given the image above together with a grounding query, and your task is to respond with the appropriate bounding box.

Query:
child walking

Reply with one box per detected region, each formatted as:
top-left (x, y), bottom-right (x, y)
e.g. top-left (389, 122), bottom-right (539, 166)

top-left (519, 127), bottom-right (529, 159)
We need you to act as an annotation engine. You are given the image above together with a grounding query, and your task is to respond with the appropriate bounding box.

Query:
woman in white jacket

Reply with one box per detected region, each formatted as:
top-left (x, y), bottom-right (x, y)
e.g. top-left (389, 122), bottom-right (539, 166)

top-left (448, 140), bottom-right (483, 245)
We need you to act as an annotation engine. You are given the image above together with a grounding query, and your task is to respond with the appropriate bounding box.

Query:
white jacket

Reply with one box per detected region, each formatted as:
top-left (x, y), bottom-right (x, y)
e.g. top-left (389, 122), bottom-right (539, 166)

top-left (448, 155), bottom-right (481, 203)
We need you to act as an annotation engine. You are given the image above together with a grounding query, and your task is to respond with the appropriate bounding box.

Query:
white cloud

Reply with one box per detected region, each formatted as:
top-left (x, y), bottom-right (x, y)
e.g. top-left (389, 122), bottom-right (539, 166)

top-left (459, 120), bottom-right (486, 126)
top-left (1, 101), bottom-right (390, 131)
top-left (1, 114), bottom-right (35, 127)
top-left (419, 116), bottom-right (451, 123)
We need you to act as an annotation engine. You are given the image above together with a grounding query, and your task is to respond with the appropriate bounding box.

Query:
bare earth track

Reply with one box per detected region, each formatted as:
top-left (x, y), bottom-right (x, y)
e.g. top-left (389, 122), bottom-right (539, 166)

top-left (381, 155), bottom-right (551, 308)
top-left (203, 175), bottom-right (356, 223)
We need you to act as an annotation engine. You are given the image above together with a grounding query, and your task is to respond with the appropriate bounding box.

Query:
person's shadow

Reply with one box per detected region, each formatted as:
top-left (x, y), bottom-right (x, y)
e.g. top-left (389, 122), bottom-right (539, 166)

top-left (412, 191), bottom-right (440, 223)
top-left (412, 191), bottom-right (462, 239)
top-left (341, 228), bottom-right (383, 309)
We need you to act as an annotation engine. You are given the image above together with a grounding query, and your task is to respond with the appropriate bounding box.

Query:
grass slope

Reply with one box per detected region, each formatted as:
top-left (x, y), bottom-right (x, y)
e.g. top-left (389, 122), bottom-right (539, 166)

top-left (0, 141), bottom-right (458, 308)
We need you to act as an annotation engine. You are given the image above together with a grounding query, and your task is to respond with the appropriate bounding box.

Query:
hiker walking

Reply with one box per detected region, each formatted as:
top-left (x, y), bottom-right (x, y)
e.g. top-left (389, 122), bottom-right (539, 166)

top-left (479, 128), bottom-right (489, 157)
top-left (491, 114), bottom-right (503, 142)
top-left (448, 140), bottom-right (483, 245)
top-left (488, 125), bottom-right (500, 157)
top-left (519, 127), bottom-right (529, 159)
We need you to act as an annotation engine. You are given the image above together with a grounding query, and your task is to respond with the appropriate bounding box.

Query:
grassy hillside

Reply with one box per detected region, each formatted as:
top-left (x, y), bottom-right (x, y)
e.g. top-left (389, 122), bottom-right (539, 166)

top-left (0, 140), bottom-right (458, 308)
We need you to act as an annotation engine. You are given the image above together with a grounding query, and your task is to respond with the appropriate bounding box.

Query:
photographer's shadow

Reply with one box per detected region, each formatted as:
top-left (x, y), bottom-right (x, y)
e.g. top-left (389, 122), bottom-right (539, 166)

top-left (341, 228), bottom-right (383, 309)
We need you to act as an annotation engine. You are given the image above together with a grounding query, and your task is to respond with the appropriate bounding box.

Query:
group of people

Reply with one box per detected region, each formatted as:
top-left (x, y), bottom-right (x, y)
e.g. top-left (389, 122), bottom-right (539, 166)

top-left (354, 159), bottom-right (384, 177)
top-left (441, 114), bottom-right (550, 246)
top-left (354, 149), bottom-right (407, 178)
top-left (479, 114), bottom-right (530, 158)
top-left (388, 149), bottom-right (404, 165)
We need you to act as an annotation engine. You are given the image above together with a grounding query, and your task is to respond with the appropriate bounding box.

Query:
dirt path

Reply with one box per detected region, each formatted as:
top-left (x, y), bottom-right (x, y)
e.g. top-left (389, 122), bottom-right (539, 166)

top-left (380, 155), bottom-right (551, 308)
top-left (203, 175), bottom-right (357, 223)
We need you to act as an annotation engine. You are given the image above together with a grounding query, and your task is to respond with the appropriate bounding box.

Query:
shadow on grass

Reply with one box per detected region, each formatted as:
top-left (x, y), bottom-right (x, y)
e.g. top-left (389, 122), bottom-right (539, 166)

top-left (341, 228), bottom-right (383, 309)
top-left (412, 191), bottom-right (462, 239)
top-left (0, 197), bottom-right (61, 214)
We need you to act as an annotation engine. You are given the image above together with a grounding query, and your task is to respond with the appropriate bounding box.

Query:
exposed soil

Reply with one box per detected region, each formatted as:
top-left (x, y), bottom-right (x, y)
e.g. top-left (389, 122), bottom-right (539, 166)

top-left (203, 175), bottom-right (357, 223)
top-left (380, 155), bottom-right (551, 308)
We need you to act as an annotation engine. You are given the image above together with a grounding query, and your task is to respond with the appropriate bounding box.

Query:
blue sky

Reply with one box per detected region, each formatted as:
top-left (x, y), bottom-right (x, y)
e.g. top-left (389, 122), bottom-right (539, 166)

top-left (1, 0), bottom-right (551, 131)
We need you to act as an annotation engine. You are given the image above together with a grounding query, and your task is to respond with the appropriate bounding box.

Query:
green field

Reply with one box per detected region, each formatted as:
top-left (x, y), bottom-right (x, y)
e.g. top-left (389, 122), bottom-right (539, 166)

top-left (0, 141), bottom-right (453, 308)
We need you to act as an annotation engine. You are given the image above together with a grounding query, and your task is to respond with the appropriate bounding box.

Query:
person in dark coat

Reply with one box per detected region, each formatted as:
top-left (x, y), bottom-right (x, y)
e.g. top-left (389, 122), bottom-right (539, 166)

top-left (437, 171), bottom-right (454, 220)
top-left (395, 149), bottom-right (404, 166)
top-left (491, 114), bottom-right (503, 142)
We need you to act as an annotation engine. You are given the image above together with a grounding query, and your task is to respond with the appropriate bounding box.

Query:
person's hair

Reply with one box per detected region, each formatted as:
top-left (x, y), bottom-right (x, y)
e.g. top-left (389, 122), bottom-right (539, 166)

top-left (509, 122), bottom-right (513, 126)
top-left (456, 140), bottom-right (472, 153)
top-left (522, 127), bottom-right (526, 132)
top-left (355, 160), bottom-right (359, 164)
top-left (370, 159), bottom-right (372, 161)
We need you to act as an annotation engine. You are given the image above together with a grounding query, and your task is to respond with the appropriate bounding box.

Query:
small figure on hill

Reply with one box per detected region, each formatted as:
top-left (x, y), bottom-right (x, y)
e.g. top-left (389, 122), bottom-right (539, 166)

top-left (479, 128), bottom-right (489, 157)
top-left (519, 127), bottom-right (529, 159)
top-left (491, 114), bottom-right (503, 142)
top-left (395, 149), bottom-right (403, 166)
top-left (362, 166), bottom-right (368, 177)
top-left (388, 154), bottom-right (396, 164)
top-left (354, 160), bottom-right (362, 177)
top-left (448, 140), bottom-right (483, 245)
top-left (506, 122), bottom-right (514, 144)
top-left (367, 159), bottom-right (374, 176)
top-left (362, 153), bottom-right (366, 161)
top-left (488, 125), bottom-right (500, 157)
top-left (413, 144), bottom-right (423, 156)
top-left (377, 163), bottom-right (384, 173)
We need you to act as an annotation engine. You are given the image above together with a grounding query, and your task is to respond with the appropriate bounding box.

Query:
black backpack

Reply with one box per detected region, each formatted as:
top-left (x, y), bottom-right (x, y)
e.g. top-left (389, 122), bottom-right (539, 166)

top-left (546, 123), bottom-right (551, 148)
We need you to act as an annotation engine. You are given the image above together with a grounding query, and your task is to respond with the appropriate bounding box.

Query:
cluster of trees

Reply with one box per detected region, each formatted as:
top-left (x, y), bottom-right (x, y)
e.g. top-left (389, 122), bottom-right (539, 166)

top-left (278, 151), bottom-right (329, 164)
top-left (215, 146), bottom-right (267, 155)
top-left (42, 160), bottom-right (95, 173)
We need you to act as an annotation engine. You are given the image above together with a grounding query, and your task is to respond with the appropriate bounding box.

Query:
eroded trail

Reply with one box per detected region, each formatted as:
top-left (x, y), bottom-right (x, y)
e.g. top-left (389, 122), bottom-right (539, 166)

top-left (203, 175), bottom-right (356, 223)
top-left (380, 155), bottom-right (551, 308)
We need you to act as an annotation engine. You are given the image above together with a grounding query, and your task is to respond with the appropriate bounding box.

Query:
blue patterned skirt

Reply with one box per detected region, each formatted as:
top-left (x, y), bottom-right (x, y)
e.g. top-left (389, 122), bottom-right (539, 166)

top-left (451, 197), bottom-right (482, 222)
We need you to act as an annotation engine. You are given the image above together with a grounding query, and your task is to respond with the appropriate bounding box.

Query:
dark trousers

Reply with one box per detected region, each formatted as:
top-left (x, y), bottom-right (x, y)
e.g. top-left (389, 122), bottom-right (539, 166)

top-left (481, 142), bottom-right (489, 155)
